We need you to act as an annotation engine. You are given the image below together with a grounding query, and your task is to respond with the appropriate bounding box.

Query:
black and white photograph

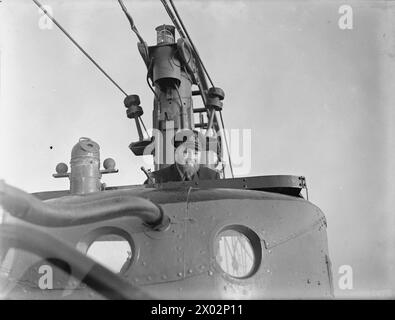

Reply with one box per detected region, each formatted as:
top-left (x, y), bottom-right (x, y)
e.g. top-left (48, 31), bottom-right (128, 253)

top-left (0, 0), bottom-right (394, 303)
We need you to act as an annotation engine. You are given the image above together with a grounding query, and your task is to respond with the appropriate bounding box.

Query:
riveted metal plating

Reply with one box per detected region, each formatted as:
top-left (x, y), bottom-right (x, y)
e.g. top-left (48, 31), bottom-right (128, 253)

top-left (22, 184), bottom-right (331, 297)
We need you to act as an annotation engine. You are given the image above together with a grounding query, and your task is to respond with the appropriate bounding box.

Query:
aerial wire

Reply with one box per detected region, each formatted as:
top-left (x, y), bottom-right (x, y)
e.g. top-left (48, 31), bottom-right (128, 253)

top-left (159, 0), bottom-right (186, 39)
top-left (117, 0), bottom-right (145, 43)
top-left (32, 0), bottom-right (149, 137)
top-left (32, 0), bottom-right (128, 97)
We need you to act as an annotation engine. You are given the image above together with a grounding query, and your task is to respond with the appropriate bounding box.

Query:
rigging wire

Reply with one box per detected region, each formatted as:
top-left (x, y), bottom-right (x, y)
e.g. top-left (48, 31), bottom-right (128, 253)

top-left (32, 0), bottom-right (128, 97)
top-left (168, 0), bottom-right (214, 88)
top-left (219, 111), bottom-right (234, 178)
top-left (146, 59), bottom-right (159, 100)
top-left (116, 0), bottom-right (151, 137)
top-left (174, 84), bottom-right (186, 130)
top-left (117, 0), bottom-right (149, 60)
top-left (33, 0), bottom-right (149, 138)
top-left (117, 0), bottom-right (145, 43)
top-left (141, 119), bottom-right (149, 138)
top-left (165, 0), bottom-right (234, 177)
top-left (159, 0), bottom-right (186, 39)
top-left (146, 74), bottom-right (158, 100)
top-left (140, 117), bottom-right (149, 137)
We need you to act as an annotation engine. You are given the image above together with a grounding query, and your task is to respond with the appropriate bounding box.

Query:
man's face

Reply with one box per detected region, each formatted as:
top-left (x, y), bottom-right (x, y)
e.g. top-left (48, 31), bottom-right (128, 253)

top-left (175, 145), bottom-right (201, 178)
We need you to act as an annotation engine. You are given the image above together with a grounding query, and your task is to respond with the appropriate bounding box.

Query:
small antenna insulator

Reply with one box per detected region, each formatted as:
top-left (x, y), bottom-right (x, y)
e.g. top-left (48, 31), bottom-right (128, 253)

top-left (208, 87), bottom-right (225, 100)
top-left (123, 94), bottom-right (152, 156)
top-left (124, 94), bottom-right (144, 119)
top-left (55, 162), bottom-right (68, 175)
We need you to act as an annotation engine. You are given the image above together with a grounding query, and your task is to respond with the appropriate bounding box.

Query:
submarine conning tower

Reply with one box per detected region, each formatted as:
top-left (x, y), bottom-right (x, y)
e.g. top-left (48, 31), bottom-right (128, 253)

top-left (125, 24), bottom-right (225, 172)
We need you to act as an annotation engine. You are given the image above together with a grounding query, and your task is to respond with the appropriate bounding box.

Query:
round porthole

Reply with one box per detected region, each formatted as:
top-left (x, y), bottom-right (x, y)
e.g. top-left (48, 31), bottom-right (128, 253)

top-left (214, 226), bottom-right (261, 278)
top-left (85, 233), bottom-right (133, 274)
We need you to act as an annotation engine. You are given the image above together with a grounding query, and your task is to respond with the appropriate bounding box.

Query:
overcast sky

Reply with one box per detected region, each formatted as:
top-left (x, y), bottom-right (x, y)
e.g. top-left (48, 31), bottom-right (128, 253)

top-left (0, 0), bottom-right (394, 298)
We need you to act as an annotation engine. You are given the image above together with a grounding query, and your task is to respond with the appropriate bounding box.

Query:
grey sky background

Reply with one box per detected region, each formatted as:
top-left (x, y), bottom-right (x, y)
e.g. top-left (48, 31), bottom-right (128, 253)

top-left (0, 0), bottom-right (394, 298)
